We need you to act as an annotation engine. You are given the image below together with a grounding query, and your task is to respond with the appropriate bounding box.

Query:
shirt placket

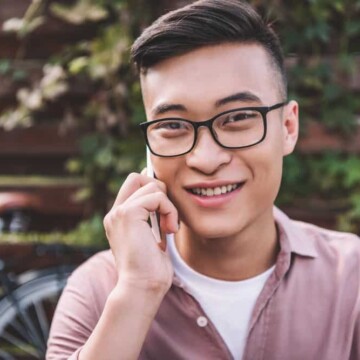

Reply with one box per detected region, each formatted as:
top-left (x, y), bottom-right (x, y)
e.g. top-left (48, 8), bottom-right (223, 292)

top-left (242, 247), bottom-right (291, 360)
top-left (175, 280), bottom-right (234, 360)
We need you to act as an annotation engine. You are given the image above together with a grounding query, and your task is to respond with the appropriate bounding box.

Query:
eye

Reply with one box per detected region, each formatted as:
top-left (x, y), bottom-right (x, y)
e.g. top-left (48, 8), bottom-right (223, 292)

top-left (215, 110), bottom-right (262, 133)
top-left (225, 110), bottom-right (258, 123)
top-left (148, 120), bottom-right (193, 139)
top-left (153, 120), bottom-right (189, 130)
top-left (160, 121), bottom-right (184, 130)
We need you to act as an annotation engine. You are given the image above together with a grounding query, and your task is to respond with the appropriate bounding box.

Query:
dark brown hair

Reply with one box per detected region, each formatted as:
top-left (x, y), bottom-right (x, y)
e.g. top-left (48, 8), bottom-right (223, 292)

top-left (131, 0), bottom-right (287, 96)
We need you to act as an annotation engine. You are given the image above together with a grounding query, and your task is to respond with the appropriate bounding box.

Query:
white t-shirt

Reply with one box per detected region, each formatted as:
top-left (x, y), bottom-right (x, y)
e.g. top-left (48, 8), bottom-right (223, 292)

top-left (167, 235), bottom-right (274, 360)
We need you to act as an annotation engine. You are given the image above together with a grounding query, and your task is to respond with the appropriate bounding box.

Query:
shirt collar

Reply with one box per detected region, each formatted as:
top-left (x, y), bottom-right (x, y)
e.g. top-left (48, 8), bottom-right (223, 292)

top-left (171, 207), bottom-right (318, 287)
top-left (274, 206), bottom-right (318, 258)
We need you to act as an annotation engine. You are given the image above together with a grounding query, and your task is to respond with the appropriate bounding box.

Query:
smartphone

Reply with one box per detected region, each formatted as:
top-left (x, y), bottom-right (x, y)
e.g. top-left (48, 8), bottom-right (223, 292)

top-left (146, 147), bottom-right (161, 243)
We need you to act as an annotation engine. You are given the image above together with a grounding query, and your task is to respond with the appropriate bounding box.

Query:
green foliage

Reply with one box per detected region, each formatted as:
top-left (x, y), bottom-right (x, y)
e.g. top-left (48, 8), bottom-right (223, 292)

top-left (271, 0), bottom-right (360, 134)
top-left (50, 0), bottom-right (109, 24)
top-left (279, 153), bottom-right (360, 232)
top-left (0, 60), bottom-right (11, 75)
top-left (0, 214), bottom-right (107, 247)
top-left (254, 0), bottom-right (360, 233)
top-left (281, 153), bottom-right (360, 198)
top-left (66, 131), bottom-right (144, 203)
top-left (0, 60), bottom-right (28, 81)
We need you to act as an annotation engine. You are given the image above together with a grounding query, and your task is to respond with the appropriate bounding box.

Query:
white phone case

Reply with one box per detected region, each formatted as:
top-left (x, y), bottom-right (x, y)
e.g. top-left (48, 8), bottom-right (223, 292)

top-left (147, 148), bottom-right (161, 243)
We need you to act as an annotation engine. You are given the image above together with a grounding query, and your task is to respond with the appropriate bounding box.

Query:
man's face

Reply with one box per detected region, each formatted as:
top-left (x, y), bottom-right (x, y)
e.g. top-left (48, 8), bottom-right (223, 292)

top-left (141, 43), bottom-right (298, 239)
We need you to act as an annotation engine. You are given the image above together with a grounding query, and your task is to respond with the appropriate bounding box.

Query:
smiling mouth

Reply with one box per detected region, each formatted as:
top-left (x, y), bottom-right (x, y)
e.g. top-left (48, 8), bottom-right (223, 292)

top-left (187, 183), bottom-right (243, 197)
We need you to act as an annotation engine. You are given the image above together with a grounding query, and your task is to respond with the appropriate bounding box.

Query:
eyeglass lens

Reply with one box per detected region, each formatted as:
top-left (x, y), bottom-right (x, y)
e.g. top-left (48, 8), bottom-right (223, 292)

top-left (147, 109), bottom-right (264, 156)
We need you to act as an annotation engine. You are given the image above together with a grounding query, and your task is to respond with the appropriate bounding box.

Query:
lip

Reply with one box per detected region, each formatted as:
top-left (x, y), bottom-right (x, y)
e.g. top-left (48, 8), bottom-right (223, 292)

top-left (184, 181), bottom-right (246, 208)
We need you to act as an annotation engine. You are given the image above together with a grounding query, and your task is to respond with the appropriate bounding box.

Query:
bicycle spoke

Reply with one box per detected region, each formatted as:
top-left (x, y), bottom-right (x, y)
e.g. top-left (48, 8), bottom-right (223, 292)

top-left (17, 307), bottom-right (46, 355)
top-left (0, 348), bottom-right (16, 360)
top-left (0, 267), bottom-right (74, 359)
top-left (2, 318), bottom-right (33, 345)
top-left (1, 331), bottom-right (40, 358)
top-left (33, 299), bottom-right (50, 342)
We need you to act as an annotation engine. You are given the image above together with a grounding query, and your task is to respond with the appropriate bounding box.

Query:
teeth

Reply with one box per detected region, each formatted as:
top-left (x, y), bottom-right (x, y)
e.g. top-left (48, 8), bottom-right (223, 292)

top-left (207, 188), bottom-right (214, 196)
top-left (190, 184), bottom-right (240, 197)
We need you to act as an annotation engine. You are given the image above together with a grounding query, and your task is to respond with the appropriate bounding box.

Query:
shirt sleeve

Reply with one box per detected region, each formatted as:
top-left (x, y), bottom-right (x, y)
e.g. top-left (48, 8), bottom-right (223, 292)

top-left (350, 316), bottom-right (360, 360)
top-left (46, 251), bottom-right (116, 360)
top-left (350, 237), bottom-right (360, 360)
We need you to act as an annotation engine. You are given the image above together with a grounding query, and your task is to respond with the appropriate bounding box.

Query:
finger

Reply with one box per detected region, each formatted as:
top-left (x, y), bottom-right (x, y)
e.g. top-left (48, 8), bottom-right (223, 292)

top-left (141, 168), bottom-right (147, 176)
top-left (122, 181), bottom-right (166, 206)
top-left (112, 173), bottom-right (166, 208)
top-left (129, 192), bottom-right (179, 234)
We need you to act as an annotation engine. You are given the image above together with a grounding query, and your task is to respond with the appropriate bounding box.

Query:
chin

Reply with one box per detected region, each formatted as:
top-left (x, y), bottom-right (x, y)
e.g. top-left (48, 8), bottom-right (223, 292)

top-left (185, 218), bottom-right (245, 240)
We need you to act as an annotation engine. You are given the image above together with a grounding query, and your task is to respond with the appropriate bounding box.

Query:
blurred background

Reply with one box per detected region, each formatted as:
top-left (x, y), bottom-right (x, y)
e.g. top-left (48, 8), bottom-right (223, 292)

top-left (0, 0), bottom-right (359, 357)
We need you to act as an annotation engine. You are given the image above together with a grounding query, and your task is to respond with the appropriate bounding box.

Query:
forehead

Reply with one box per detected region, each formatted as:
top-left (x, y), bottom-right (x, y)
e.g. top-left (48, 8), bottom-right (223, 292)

top-left (140, 43), bottom-right (281, 116)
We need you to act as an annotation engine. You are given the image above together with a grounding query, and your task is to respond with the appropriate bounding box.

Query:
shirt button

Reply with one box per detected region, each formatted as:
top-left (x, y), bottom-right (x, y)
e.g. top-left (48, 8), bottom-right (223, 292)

top-left (196, 316), bottom-right (208, 327)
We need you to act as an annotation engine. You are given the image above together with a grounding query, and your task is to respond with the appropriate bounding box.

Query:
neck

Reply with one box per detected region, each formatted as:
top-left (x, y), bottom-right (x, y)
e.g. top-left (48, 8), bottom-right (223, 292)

top-left (174, 208), bottom-right (279, 281)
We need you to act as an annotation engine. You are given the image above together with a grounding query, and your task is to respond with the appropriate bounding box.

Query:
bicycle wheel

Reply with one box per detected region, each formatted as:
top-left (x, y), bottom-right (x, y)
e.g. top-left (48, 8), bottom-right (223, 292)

top-left (0, 267), bottom-right (73, 360)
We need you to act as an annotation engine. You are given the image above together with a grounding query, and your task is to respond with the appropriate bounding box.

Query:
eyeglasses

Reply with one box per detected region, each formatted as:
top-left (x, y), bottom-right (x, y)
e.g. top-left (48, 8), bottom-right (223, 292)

top-left (139, 101), bottom-right (287, 157)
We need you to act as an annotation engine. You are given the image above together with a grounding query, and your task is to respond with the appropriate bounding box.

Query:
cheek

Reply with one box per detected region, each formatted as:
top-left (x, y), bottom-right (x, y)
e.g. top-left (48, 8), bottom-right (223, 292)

top-left (151, 157), bottom-right (181, 194)
top-left (256, 148), bottom-right (283, 181)
top-left (245, 138), bottom-right (284, 198)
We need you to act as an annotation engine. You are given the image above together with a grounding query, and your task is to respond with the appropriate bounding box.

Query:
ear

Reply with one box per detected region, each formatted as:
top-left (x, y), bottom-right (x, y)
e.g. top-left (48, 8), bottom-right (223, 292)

top-left (282, 100), bottom-right (299, 156)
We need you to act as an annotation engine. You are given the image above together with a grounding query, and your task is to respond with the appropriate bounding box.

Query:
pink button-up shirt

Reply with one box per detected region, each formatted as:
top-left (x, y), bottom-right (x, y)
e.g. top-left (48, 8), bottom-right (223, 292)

top-left (46, 208), bottom-right (360, 360)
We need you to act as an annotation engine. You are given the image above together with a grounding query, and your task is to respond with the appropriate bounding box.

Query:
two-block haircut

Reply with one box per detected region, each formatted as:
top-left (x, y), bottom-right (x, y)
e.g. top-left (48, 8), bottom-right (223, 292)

top-left (131, 0), bottom-right (287, 98)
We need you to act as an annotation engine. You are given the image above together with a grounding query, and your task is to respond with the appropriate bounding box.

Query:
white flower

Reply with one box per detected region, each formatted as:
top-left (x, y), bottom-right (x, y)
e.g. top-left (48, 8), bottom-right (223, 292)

top-left (41, 64), bottom-right (66, 86)
top-left (90, 64), bottom-right (108, 79)
top-left (17, 88), bottom-right (43, 110)
top-left (27, 90), bottom-right (43, 110)
top-left (0, 108), bottom-right (32, 131)
top-left (2, 18), bottom-right (24, 32)
top-left (42, 82), bottom-right (68, 100)
top-left (40, 65), bottom-right (68, 100)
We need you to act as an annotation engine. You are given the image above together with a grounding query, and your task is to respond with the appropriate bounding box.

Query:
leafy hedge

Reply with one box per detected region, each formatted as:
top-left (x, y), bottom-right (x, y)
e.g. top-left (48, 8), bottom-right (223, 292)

top-left (269, 0), bottom-right (360, 233)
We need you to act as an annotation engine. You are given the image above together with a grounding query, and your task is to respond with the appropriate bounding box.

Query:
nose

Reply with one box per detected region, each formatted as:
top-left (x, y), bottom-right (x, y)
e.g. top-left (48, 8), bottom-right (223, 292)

top-left (186, 127), bottom-right (231, 174)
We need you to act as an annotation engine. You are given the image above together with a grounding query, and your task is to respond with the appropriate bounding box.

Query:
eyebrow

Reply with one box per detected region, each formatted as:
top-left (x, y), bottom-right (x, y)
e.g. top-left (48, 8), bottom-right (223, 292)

top-left (215, 91), bottom-right (261, 107)
top-left (151, 91), bottom-right (262, 117)
top-left (152, 103), bottom-right (186, 117)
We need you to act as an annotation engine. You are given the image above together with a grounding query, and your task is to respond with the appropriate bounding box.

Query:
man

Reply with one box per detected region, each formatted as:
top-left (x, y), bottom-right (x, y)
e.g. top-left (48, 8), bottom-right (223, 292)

top-left (46, 1), bottom-right (360, 359)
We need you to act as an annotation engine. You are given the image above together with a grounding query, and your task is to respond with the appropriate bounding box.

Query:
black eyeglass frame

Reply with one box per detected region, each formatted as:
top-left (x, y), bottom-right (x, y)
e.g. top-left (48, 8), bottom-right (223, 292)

top-left (139, 101), bottom-right (288, 158)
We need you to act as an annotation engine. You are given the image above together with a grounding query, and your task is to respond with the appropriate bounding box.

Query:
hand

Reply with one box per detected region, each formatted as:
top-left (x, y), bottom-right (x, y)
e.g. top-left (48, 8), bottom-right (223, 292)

top-left (103, 172), bottom-right (179, 295)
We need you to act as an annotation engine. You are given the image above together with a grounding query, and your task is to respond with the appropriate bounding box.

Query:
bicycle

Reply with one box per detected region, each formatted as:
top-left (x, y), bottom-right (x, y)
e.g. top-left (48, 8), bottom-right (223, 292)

top-left (0, 242), bottom-right (100, 360)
